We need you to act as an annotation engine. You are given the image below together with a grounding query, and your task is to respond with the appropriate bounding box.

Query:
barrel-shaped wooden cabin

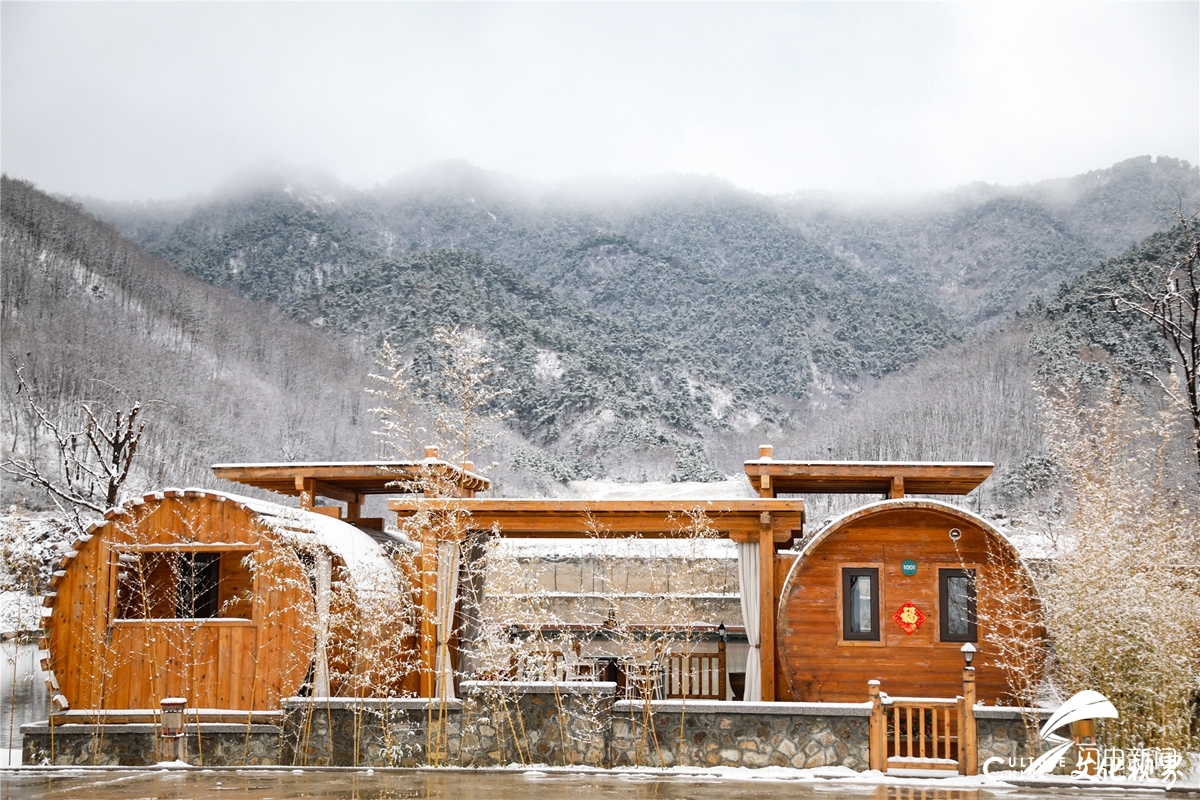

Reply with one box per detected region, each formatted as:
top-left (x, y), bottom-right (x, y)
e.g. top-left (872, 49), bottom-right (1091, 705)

top-left (746, 451), bottom-right (1046, 704)
top-left (775, 499), bottom-right (1040, 702)
top-left (42, 488), bottom-right (415, 717)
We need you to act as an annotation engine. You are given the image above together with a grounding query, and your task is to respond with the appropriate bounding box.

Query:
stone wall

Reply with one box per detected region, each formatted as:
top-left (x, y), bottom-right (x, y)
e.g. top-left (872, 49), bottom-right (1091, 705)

top-left (458, 681), bottom-right (614, 767)
top-left (280, 683), bottom-right (616, 768)
top-left (20, 723), bottom-right (281, 767)
top-left (610, 700), bottom-right (871, 769)
top-left (281, 697), bottom-right (463, 767)
top-left (975, 706), bottom-right (1048, 768)
top-left (22, 691), bottom-right (1029, 772)
top-left (278, 688), bottom-right (871, 769)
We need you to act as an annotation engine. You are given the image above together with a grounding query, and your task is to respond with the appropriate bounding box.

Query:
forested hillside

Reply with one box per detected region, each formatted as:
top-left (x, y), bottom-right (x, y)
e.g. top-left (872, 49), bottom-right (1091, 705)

top-left (0, 176), bottom-right (380, 506)
top-left (81, 155), bottom-right (1196, 482)
top-left (4, 155), bottom-right (1195, 507)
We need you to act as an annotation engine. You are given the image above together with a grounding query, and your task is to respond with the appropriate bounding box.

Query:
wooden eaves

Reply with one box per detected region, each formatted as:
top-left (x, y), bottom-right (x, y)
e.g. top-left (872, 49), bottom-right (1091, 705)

top-left (388, 498), bottom-right (805, 548)
top-left (744, 447), bottom-right (993, 499)
top-left (213, 458), bottom-right (491, 503)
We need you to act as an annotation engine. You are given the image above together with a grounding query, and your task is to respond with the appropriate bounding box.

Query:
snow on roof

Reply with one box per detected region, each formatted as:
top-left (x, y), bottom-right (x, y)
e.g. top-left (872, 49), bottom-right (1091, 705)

top-left (212, 461), bottom-right (426, 468)
top-left (562, 475), bottom-right (757, 501)
top-left (180, 488), bottom-right (384, 574)
top-left (494, 537), bottom-right (737, 559)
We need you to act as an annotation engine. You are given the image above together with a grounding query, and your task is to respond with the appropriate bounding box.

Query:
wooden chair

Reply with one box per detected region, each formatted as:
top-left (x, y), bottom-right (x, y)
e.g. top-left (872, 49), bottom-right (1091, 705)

top-left (662, 642), bottom-right (727, 700)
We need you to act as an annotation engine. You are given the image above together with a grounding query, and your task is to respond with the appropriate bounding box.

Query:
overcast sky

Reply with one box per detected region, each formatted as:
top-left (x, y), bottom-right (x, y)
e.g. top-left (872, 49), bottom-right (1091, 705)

top-left (2, 2), bottom-right (1197, 201)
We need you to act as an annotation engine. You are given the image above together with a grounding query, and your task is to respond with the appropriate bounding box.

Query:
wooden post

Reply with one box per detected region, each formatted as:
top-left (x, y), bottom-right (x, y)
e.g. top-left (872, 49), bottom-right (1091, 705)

top-left (460, 462), bottom-right (475, 498)
top-left (962, 667), bottom-right (978, 775)
top-left (889, 476), bottom-right (904, 499)
top-left (868, 680), bottom-right (885, 772)
top-left (717, 638), bottom-right (727, 701)
top-left (296, 477), bottom-right (317, 510)
top-left (758, 520), bottom-right (776, 701)
top-left (418, 533), bottom-right (439, 698)
top-left (346, 493), bottom-right (364, 520)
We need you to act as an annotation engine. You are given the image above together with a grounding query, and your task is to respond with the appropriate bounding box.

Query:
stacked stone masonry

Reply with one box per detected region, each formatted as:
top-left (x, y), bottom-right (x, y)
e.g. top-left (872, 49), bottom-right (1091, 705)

top-left (20, 723), bottom-right (281, 767)
top-left (21, 686), bottom-right (1045, 771)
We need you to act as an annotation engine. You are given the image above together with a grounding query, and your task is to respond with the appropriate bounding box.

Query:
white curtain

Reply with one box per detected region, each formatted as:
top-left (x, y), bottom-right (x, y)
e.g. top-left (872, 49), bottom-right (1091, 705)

top-left (737, 541), bottom-right (762, 702)
top-left (312, 553), bottom-right (332, 697)
top-left (434, 539), bottom-right (461, 700)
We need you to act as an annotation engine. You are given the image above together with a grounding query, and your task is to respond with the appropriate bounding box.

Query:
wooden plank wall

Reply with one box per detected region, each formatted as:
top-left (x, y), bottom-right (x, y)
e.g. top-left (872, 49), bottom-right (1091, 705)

top-left (776, 505), bottom-right (1044, 704)
top-left (46, 493), bottom-right (316, 711)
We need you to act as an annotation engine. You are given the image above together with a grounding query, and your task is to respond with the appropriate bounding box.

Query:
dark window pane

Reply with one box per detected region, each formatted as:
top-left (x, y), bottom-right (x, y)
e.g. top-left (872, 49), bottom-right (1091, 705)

top-left (946, 576), bottom-right (970, 636)
top-left (939, 568), bottom-right (977, 642)
top-left (177, 552), bottom-right (220, 618)
top-left (842, 568), bottom-right (879, 641)
top-left (850, 575), bottom-right (874, 633)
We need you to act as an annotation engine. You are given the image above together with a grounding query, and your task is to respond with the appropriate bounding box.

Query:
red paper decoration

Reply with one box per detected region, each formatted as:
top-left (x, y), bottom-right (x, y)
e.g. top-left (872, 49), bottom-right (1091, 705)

top-left (893, 601), bottom-right (926, 635)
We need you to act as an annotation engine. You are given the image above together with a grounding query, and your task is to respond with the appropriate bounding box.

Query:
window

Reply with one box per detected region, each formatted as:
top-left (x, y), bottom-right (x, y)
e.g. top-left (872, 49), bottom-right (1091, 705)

top-left (842, 568), bottom-right (880, 641)
top-left (939, 568), bottom-right (977, 642)
top-left (177, 552), bottom-right (220, 618)
top-left (114, 549), bottom-right (252, 620)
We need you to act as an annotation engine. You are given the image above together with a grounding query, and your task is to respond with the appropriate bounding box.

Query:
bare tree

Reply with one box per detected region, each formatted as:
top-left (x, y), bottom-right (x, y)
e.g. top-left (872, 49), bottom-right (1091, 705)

top-left (2, 361), bottom-right (147, 532)
top-left (1103, 206), bottom-right (1200, 472)
top-left (427, 325), bottom-right (512, 468)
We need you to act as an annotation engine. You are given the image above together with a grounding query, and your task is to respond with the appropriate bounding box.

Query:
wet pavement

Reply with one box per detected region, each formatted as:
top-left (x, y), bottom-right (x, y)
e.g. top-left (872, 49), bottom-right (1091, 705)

top-left (1, 640), bottom-right (48, 766)
top-left (0, 768), bottom-right (1183, 800)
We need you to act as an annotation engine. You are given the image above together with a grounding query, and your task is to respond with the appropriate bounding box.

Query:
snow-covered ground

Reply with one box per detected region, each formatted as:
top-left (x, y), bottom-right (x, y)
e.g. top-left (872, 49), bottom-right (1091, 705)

top-left (0, 590), bottom-right (41, 636)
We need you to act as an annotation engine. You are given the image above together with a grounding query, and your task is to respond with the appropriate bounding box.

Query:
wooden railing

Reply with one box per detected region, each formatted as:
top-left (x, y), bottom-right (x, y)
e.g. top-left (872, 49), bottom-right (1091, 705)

top-left (506, 639), bottom-right (729, 700)
top-left (869, 670), bottom-right (977, 775)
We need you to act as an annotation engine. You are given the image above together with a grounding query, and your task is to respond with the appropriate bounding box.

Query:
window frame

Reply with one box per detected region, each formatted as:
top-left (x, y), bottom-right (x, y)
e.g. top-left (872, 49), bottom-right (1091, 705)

top-left (840, 566), bottom-right (881, 643)
top-left (111, 546), bottom-right (254, 622)
top-left (938, 567), bottom-right (978, 643)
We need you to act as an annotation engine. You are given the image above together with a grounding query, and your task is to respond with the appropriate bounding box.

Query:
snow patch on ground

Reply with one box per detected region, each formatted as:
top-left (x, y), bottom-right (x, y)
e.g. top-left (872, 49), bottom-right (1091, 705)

top-left (0, 591), bottom-right (41, 634)
top-left (496, 762), bottom-right (1029, 789)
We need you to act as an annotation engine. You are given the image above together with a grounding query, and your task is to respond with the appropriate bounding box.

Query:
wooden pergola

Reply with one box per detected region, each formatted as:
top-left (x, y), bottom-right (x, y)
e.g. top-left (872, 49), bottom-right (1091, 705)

top-left (213, 446), bottom-right (999, 704)
top-left (213, 447), bottom-right (490, 530)
top-left (389, 498), bottom-right (806, 700)
top-left (744, 446), bottom-right (994, 499)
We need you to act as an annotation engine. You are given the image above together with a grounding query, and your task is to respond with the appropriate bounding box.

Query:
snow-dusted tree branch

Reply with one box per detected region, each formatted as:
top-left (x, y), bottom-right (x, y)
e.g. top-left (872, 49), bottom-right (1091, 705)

top-left (1, 361), bottom-right (147, 533)
top-left (1102, 205), bottom-right (1200, 472)
top-left (427, 325), bottom-right (513, 468)
top-left (1037, 379), bottom-right (1200, 754)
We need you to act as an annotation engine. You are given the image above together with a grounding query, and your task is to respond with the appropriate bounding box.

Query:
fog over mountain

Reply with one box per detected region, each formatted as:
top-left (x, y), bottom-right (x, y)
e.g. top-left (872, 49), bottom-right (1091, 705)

top-left (4, 4), bottom-right (1196, 202)
top-left (2, 155), bottom-right (1194, 510)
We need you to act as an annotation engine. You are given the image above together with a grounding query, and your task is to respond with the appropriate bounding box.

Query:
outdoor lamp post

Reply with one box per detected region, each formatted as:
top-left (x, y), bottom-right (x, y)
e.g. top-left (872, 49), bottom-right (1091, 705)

top-left (717, 623), bottom-right (727, 642)
top-left (159, 697), bottom-right (187, 763)
top-left (959, 643), bottom-right (978, 776)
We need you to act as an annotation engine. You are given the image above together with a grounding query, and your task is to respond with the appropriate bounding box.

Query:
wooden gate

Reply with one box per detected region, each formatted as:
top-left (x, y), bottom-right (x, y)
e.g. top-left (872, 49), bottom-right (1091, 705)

top-left (868, 673), bottom-right (978, 775)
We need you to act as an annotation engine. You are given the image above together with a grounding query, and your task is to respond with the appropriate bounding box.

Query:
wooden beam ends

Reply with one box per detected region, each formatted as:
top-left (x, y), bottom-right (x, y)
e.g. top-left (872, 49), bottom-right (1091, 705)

top-left (743, 459), bottom-right (993, 497)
